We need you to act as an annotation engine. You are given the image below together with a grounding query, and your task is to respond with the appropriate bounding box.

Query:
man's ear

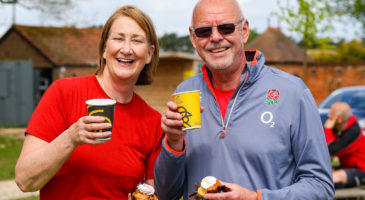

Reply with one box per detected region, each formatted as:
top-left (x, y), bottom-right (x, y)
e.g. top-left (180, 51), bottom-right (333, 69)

top-left (242, 20), bottom-right (250, 44)
top-left (189, 26), bottom-right (197, 49)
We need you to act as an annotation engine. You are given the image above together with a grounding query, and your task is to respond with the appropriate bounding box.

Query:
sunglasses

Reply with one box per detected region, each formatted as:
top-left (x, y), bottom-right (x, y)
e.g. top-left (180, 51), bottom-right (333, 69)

top-left (192, 18), bottom-right (245, 38)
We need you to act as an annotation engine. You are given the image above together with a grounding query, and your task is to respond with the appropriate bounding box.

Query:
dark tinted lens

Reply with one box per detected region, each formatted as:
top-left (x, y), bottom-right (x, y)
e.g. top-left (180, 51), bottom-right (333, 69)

top-left (194, 27), bottom-right (212, 38)
top-left (217, 23), bottom-right (235, 35)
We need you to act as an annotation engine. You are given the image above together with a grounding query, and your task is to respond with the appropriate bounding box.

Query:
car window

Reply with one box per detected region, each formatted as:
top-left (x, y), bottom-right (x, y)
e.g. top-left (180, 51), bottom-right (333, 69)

top-left (320, 92), bottom-right (344, 109)
top-left (348, 91), bottom-right (365, 109)
top-left (319, 89), bottom-right (365, 109)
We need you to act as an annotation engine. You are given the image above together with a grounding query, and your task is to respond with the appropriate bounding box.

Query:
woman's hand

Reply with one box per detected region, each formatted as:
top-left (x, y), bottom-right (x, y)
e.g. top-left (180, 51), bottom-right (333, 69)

top-left (67, 116), bottom-right (112, 146)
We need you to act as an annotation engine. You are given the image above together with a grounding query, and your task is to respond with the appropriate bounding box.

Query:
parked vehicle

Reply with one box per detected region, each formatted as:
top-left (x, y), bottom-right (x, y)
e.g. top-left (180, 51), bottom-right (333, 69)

top-left (318, 86), bottom-right (365, 130)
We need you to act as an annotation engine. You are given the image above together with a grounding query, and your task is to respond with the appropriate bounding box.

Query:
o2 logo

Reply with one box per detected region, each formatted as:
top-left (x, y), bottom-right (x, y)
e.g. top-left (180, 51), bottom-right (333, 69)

top-left (260, 111), bottom-right (275, 128)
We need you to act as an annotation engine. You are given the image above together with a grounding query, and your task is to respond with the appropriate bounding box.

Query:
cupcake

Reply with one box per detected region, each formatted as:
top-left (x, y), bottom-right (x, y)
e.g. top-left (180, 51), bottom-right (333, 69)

top-left (131, 183), bottom-right (158, 200)
top-left (188, 176), bottom-right (229, 200)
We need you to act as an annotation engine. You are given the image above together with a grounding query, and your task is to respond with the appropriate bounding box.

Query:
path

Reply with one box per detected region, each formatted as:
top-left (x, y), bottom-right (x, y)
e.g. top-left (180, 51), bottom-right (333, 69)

top-left (0, 180), bottom-right (39, 200)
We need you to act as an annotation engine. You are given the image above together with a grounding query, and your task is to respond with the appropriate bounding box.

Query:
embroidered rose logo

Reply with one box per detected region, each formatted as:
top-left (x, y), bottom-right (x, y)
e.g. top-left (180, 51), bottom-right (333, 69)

top-left (265, 89), bottom-right (279, 105)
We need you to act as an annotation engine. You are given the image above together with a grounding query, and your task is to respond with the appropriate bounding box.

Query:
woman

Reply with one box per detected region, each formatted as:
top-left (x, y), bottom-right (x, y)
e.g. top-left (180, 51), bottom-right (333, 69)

top-left (15, 6), bottom-right (163, 199)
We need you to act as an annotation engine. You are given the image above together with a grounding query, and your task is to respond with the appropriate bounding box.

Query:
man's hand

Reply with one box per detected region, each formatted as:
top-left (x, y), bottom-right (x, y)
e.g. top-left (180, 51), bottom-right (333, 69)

top-left (204, 181), bottom-right (258, 200)
top-left (161, 101), bottom-right (187, 151)
top-left (324, 117), bottom-right (336, 129)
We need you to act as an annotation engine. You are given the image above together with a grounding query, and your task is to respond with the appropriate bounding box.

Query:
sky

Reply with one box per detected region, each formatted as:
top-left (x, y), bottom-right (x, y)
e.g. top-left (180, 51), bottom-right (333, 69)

top-left (0, 0), bottom-right (363, 42)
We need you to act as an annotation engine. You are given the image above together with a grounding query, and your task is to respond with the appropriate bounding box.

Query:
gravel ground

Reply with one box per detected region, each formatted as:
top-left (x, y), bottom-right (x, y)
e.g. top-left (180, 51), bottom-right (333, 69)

top-left (0, 128), bottom-right (26, 139)
top-left (0, 180), bottom-right (39, 200)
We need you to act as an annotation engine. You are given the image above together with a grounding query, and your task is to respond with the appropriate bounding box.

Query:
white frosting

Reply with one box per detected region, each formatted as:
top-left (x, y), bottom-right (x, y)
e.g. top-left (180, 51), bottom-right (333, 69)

top-left (201, 176), bottom-right (217, 189)
top-left (137, 183), bottom-right (155, 195)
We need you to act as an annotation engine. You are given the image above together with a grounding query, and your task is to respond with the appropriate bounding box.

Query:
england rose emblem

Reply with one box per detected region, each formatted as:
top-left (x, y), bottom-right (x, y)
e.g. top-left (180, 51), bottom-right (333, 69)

top-left (266, 89), bottom-right (280, 105)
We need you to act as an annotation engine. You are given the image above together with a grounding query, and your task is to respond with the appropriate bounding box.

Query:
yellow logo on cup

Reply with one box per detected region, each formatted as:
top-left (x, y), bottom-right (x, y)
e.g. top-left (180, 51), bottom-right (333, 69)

top-left (88, 109), bottom-right (112, 132)
top-left (173, 90), bottom-right (201, 130)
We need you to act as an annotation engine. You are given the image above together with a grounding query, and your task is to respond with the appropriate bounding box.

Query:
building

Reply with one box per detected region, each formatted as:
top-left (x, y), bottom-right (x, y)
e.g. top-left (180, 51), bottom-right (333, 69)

top-left (0, 24), bottom-right (101, 104)
top-left (135, 51), bottom-right (202, 113)
top-left (246, 27), bottom-right (365, 103)
top-left (0, 25), bottom-right (202, 122)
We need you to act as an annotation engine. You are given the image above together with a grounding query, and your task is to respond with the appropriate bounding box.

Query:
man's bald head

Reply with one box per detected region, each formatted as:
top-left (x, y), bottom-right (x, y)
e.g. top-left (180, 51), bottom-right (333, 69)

top-left (331, 102), bottom-right (352, 121)
top-left (191, 0), bottom-right (244, 26)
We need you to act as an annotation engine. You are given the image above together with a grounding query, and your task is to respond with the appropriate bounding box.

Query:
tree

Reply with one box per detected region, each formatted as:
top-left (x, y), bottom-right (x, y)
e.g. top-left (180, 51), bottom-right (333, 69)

top-left (247, 28), bottom-right (259, 44)
top-left (331, 0), bottom-right (365, 37)
top-left (276, 0), bottom-right (332, 82)
top-left (337, 40), bottom-right (365, 61)
top-left (309, 39), bottom-right (365, 62)
top-left (159, 33), bottom-right (194, 53)
top-left (0, 0), bottom-right (75, 24)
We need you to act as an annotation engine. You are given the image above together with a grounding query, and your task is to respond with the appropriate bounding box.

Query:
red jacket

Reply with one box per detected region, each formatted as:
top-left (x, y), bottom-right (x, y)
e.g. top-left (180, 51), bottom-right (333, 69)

top-left (325, 115), bottom-right (365, 171)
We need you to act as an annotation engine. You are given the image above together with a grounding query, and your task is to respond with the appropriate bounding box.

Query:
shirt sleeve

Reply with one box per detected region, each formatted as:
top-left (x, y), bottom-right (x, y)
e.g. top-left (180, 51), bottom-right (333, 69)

top-left (25, 80), bottom-right (67, 142)
top-left (327, 123), bottom-right (361, 155)
top-left (154, 137), bottom-right (186, 200)
top-left (259, 89), bottom-right (334, 199)
top-left (324, 128), bottom-right (336, 144)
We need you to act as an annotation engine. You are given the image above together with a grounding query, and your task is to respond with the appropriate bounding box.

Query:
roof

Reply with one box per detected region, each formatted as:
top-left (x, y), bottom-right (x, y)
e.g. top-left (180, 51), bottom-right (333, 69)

top-left (245, 27), bottom-right (314, 64)
top-left (10, 24), bottom-right (102, 66)
top-left (3, 25), bottom-right (203, 67)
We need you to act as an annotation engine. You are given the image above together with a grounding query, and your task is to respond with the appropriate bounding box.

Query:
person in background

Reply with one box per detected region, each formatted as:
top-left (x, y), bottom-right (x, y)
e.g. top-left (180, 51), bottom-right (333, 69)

top-left (15, 5), bottom-right (163, 199)
top-left (324, 102), bottom-right (365, 188)
top-left (154, 0), bottom-right (334, 199)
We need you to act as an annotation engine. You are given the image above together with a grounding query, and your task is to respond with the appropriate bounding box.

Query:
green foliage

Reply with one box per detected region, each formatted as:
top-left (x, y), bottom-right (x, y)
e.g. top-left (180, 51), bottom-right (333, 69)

top-left (337, 40), bottom-right (365, 61)
top-left (310, 39), bottom-right (365, 62)
top-left (247, 28), bottom-right (259, 44)
top-left (310, 51), bottom-right (339, 62)
top-left (276, 0), bottom-right (333, 49)
top-left (158, 33), bottom-right (194, 53)
top-left (301, 37), bottom-right (339, 50)
top-left (15, 196), bottom-right (39, 200)
top-left (314, 37), bottom-right (338, 50)
top-left (0, 135), bottom-right (23, 180)
top-left (331, 0), bottom-right (365, 34)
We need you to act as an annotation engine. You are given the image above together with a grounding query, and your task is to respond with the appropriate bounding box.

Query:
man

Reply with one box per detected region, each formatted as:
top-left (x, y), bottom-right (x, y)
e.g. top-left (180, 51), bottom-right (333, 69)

top-left (154, 0), bottom-right (334, 199)
top-left (324, 102), bottom-right (365, 188)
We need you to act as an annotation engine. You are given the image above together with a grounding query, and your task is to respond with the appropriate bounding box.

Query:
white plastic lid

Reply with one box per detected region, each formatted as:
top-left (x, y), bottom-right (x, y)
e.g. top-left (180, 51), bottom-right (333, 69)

top-left (86, 99), bottom-right (116, 106)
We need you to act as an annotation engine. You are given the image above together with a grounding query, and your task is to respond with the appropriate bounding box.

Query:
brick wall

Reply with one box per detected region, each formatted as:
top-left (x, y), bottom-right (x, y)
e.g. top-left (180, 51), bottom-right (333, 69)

top-left (272, 63), bottom-right (365, 104)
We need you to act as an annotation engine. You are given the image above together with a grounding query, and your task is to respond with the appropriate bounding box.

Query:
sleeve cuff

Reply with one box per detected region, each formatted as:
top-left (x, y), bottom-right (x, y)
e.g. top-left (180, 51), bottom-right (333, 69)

top-left (256, 190), bottom-right (262, 200)
top-left (164, 137), bottom-right (186, 156)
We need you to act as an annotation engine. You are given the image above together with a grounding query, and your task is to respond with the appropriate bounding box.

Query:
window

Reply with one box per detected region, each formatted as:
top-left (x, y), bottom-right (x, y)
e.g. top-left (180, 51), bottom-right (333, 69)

top-left (336, 68), bottom-right (343, 76)
top-left (311, 67), bottom-right (316, 76)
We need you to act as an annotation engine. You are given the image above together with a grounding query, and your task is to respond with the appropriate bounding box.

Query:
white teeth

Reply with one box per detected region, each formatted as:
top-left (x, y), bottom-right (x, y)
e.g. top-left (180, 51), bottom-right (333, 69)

top-left (117, 58), bottom-right (134, 63)
top-left (211, 48), bottom-right (227, 53)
